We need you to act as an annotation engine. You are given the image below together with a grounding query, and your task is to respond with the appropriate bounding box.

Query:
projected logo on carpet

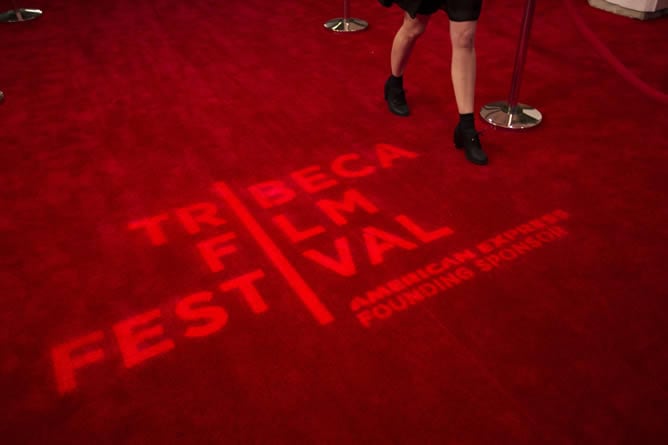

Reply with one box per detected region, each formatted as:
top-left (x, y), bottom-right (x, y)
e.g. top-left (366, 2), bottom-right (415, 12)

top-left (50, 144), bottom-right (570, 395)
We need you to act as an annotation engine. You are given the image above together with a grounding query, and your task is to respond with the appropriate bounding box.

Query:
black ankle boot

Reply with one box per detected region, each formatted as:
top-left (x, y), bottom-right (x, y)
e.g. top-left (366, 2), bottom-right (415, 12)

top-left (454, 125), bottom-right (488, 165)
top-left (384, 77), bottom-right (410, 117)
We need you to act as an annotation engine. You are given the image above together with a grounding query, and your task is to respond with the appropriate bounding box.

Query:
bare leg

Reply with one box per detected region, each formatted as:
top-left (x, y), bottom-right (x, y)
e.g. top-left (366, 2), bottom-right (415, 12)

top-left (449, 20), bottom-right (478, 114)
top-left (450, 20), bottom-right (487, 165)
top-left (385, 13), bottom-right (430, 116)
top-left (390, 13), bottom-right (430, 77)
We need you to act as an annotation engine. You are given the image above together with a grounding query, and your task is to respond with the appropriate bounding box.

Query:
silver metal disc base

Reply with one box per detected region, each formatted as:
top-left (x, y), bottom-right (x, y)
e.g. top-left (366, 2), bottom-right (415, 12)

top-left (0, 8), bottom-right (43, 23)
top-left (324, 18), bottom-right (368, 32)
top-left (480, 101), bottom-right (542, 129)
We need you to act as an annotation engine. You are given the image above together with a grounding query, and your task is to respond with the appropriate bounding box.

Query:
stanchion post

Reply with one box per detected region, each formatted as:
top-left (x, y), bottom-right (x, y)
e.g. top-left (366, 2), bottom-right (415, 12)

top-left (0, 0), bottom-right (43, 23)
top-left (324, 0), bottom-right (368, 32)
top-left (480, 0), bottom-right (542, 129)
top-left (0, 90), bottom-right (4, 103)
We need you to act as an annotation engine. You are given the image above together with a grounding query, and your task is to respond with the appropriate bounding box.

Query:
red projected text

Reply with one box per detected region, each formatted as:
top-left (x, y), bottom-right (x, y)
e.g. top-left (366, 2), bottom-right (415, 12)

top-left (48, 142), bottom-right (572, 397)
top-left (53, 143), bottom-right (447, 395)
top-left (351, 210), bottom-right (570, 327)
top-left (52, 271), bottom-right (266, 395)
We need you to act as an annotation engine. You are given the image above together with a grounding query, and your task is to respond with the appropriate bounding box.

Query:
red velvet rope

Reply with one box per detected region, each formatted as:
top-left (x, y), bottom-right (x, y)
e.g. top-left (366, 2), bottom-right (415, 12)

top-left (564, 0), bottom-right (668, 104)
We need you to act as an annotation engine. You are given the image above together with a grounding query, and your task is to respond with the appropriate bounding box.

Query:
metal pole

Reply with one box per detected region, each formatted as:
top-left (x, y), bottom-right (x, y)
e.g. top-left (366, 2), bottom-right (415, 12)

top-left (480, 0), bottom-right (542, 129)
top-left (0, 90), bottom-right (4, 103)
top-left (324, 0), bottom-right (368, 32)
top-left (508, 0), bottom-right (536, 107)
top-left (0, 0), bottom-right (43, 23)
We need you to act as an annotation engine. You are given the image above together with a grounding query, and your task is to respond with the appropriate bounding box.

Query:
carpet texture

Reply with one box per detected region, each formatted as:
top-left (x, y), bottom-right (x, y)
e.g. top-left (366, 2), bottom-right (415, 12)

top-left (1, 0), bottom-right (667, 443)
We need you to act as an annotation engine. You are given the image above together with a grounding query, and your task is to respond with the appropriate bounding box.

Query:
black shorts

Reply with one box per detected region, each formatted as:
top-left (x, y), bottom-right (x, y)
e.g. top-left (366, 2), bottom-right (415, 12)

top-left (391, 0), bottom-right (483, 21)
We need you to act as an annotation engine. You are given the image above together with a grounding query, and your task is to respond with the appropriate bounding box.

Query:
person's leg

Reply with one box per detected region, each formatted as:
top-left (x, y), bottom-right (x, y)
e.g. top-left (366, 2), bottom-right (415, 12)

top-left (449, 20), bottom-right (477, 115)
top-left (447, 0), bottom-right (487, 165)
top-left (450, 20), bottom-right (487, 165)
top-left (385, 12), bottom-right (431, 116)
top-left (391, 12), bottom-right (430, 77)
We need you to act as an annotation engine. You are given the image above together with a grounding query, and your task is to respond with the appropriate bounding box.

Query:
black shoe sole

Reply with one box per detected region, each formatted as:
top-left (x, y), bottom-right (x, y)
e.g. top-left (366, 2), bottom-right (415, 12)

top-left (386, 105), bottom-right (410, 117)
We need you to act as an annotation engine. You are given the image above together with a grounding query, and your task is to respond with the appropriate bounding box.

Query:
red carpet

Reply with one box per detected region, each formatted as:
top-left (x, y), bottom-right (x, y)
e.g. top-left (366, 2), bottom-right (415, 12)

top-left (2, 0), bottom-right (667, 443)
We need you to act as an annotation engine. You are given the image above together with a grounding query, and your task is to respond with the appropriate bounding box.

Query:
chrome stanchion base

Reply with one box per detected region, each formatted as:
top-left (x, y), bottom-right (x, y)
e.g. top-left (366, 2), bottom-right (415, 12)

top-left (324, 18), bottom-right (368, 32)
top-left (480, 101), bottom-right (542, 129)
top-left (0, 8), bottom-right (43, 23)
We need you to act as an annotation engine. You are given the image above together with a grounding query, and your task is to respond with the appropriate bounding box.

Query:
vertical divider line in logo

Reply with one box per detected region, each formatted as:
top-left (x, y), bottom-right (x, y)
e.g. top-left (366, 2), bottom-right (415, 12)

top-left (212, 181), bottom-right (335, 325)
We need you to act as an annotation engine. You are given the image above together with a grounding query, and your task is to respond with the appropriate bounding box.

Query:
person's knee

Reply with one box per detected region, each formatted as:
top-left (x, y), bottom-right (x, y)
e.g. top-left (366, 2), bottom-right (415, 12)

top-left (451, 24), bottom-right (476, 49)
top-left (401, 16), bottom-right (428, 40)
